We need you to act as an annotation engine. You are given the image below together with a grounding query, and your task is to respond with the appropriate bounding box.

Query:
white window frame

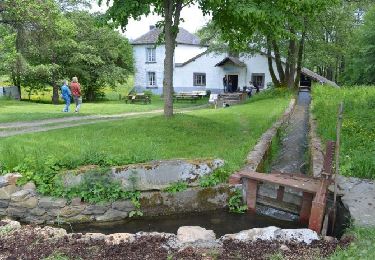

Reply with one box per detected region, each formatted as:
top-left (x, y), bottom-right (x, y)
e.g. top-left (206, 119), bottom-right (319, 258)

top-left (147, 72), bottom-right (156, 88)
top-left (193, 73), bottom-right (206, 86)
top-left (146, 47), bottom-right (156, 63)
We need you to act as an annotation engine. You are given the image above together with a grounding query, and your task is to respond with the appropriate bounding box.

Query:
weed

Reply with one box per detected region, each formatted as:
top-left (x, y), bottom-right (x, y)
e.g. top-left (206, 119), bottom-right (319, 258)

top-left (164, 181), bottom-right (188, 193)
top-left (228, 189), bottom-right (247, 213)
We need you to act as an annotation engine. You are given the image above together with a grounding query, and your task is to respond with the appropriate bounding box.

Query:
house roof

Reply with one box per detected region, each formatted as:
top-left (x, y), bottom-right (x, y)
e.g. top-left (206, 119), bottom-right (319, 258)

top-left (301, 68), bottom-right (339, 88)
top-left (131, 27), bottom-right (203, 46)
top-left (215, 56), bottom-right (246, 67)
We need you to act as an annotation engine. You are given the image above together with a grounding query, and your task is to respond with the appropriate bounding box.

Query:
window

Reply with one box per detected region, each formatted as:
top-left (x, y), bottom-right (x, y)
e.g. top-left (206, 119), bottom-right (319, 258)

top-left (146, 48), bottom-right (156, 62)
top-left (147, 72), bottom-right (156, 87)
top-left (193, 73), bottom-right (206, 86)
top-left (251, 73), bottom-right (265, 88)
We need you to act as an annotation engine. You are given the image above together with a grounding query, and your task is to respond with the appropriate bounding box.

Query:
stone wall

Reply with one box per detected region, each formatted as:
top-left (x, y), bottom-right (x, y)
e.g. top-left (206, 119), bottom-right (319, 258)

top-left (0, 173), bottom-right (234, 225)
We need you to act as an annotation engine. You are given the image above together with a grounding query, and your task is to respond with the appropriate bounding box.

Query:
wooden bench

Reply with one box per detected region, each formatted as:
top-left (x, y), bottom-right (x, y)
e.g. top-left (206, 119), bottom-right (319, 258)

top-left (173, 93), bottom-right (199, 103)
top-left (125, 93), bottom-right (151, 104)
top-left (230, 141), bottom-right (335, 233)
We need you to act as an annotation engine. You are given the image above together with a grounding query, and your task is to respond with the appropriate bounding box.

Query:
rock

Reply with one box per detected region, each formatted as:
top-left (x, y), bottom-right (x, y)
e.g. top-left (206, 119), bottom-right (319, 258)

top-left (24, 216), bottom-right (45, 224)
top-left (85, 233), bottom-right (106, 242)
top-left (221, 227), bottom-right (319, 245)
top-left (39, 197), bottom-right (67, 209)
top-left (177, 226), bottom-right (216, 244)
top-left (64, 214), bottom-right (93, 223)
top-left (70, 197), bottom-right (83, 206)
top-left (112, 200), bottom-right (135, 211)
top-left (0, 219), bottom-right (21, 230)
top-left (323, 236), bottom-right (337, 243)
top-left (10, 190), bottom-right (35, 202)
top-left (0, 200), bottom-right (9, 208)
top-left (39, 226), bottom-right (67, 238)
top-left (337, 176), bottom-right (375, 227)
top-left (82, 204), bottom-right (110, 215)
top-left (0, 185), bottom-right (18, 200)
top-left (96, 209), bottom-right (128, 222)
top-left (30, 207), bottom-right (46, 216)
top-left (22, 182), bottom-right (36, 191)
top-left (10, 196), bottom-right (38, 209)
top-left (105, 233), bottom-right (135, 244)
top-left (3, 173), bottom-right (22, 185)
top-left (59, 205), bottom-right (85, 218)
top-left (0, 176), bottom-right (9, 188)
top-left (7, 207), bottom-right (27, 218)
top-left (275, 229), bottom-right (319, 244)
top-left (280, 244), bottom-right (290, 251)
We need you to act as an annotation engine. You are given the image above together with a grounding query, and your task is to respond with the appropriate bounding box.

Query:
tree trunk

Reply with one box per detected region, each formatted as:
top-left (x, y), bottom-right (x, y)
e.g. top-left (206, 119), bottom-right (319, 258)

top-left (266, 38), bottom-right (281, 87)
top-left (286, 39), bottom-right (297, 89)
top-left (294, 29), bottom-right (306, 89)
top-left (163, 0), bottom-right (183, 118)
top-left (52, 83), bottom-right (59, 104)
top-left (271, 40), bottom-right (285, 85)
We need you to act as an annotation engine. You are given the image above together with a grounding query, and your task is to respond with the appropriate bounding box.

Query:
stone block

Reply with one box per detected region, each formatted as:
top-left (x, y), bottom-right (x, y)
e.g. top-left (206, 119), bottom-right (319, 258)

top-left (59, 205), bottom-right (86, 218)
top-left (10, 196), bottom-right (38, 209)
top-left (10, 190), bottom-right (35, 202)
top-left (3, 173), bottom-right (22, 185)
top-left (24, 216), bottom-right (45, 224)
top-left (96, 209), bottom-right (128, 222)
top-left (39, 197), bottom-right (67, 209)
top-left (112, 200), bottom-right (135, 211)
top-left (30, 207), bottom-right (46, 216)
top-left (0, 200), bottom-right (9, 208)
top-left (64, 214), bottom-right (93, 223)
top-left (177, 226), bottom-right (216, 244)
top-left (7, 207), bottom-right (27, 218)
top-left (82, 204), bottom-right (110, 215)
top-left (0, 185), bottom-right (17, 200)
top-left (105, 233), bottom-right (135, 244)
top-left (22, 182), bottom-right (36, 191)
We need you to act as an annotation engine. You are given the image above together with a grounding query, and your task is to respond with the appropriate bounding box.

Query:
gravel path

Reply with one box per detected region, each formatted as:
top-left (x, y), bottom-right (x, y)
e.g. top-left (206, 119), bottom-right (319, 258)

top-left (0, 105), bottom-right (208, 138)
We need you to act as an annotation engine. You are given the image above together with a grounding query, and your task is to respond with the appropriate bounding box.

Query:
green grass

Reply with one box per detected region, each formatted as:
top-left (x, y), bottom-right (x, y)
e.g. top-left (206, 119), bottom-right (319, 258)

top-left (328, 226), bottom-right (375, 260)
top-left (0, 97), bottom-right (208, 123)
top-left (312, 85), bottom-right (375, 179)
top-left (0, 89), bottom-right (291, 174)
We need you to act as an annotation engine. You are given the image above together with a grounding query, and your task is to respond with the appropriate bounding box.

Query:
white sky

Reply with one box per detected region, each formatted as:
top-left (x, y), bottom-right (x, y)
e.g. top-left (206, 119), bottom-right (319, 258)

top-left (91, 2), bottom-right (211, 40)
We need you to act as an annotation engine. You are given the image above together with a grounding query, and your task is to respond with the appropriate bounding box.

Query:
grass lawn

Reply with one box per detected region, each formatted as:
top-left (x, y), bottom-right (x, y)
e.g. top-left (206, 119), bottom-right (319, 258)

top-left (328, 226), bottom-right (375, 260)
top-left (0, 97), bottom-right (208, 123)
top-left (0, 90), bottom-right (291, 175)
top-left (312, 85), bottom-right (375, 179)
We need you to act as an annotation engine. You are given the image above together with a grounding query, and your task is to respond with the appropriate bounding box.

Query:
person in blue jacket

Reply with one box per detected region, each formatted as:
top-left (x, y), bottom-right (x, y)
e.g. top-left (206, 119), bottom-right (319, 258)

top-left (61, 80), bottom-right (71, 112)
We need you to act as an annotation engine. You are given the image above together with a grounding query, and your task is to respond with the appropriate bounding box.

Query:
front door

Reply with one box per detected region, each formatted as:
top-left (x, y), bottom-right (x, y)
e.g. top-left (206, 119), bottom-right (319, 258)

top-left (227, 75), bottom-right (238, 92)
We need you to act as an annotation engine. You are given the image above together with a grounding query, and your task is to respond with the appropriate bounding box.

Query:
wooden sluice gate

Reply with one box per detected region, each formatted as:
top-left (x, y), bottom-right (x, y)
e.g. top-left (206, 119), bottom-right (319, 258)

top-left (229, 141), bottom-right (336, 234)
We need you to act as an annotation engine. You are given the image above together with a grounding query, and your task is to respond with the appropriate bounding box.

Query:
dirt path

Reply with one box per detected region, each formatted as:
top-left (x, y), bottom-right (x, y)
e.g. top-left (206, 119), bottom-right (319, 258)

top-left (0, 105), bottom-right (208, 138)
top-left (271, 90), bottom-right (311, 173)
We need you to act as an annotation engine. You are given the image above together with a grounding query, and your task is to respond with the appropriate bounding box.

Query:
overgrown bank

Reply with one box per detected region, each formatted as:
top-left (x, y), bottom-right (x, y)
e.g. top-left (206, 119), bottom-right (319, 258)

top-left (312, 85), bottom-right (375, 179)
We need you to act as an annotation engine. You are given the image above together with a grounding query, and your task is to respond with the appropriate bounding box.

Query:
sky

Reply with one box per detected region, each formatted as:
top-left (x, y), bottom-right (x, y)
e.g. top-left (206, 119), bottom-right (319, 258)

top-left (91, 3), bottom-right (211, 40)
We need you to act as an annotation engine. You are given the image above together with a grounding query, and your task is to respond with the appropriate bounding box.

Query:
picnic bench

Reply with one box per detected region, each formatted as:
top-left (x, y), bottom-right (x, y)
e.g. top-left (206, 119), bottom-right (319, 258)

top-left (125, 93), bottom-right (151, 104)
top-left (173, 92), bottom-right (200, 103)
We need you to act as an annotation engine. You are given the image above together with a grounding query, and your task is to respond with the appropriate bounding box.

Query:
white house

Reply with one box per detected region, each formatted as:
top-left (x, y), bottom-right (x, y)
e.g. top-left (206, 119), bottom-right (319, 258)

top-left (131, 27), bottom-right (337, 94)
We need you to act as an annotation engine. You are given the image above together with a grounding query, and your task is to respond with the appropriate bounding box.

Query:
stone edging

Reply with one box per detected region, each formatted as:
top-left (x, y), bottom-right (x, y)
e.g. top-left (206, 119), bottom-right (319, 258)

top-left (309, 107), bottom-right (325, 178)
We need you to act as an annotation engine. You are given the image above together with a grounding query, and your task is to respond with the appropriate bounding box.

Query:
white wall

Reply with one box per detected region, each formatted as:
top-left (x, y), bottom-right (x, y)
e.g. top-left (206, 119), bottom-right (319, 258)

top-left (133, 44), bottom-right (166, 91)
top-left (174, 45), bottom-right (207, 63)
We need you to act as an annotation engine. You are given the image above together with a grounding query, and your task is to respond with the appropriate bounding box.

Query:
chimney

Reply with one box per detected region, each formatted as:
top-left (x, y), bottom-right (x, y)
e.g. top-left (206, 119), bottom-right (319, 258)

top-left (149, 25), bottom-right (156, 31)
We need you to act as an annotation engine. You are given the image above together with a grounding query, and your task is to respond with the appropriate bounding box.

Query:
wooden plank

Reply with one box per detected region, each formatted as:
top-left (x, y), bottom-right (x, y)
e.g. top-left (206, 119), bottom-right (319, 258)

top-left (246, 179), bottom-right (258, 212)
top-left (238, 171), bottom-right (321, 193)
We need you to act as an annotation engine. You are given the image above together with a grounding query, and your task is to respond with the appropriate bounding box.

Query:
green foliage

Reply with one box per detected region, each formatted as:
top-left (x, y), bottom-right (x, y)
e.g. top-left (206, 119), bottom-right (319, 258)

top-left (199, 168), bottom-right (229, 187)
top-left (164, 181), bottom-right (188, 193)
top-left (228, 189), bottom-right (247, 214)
top-left (344, 5), bottom-right (375, 85)
top-left (42, 252), bottom-right (71, 260)
top-left (312, 85), bottom-right (375, 179)
top-left (329, 227), bottom-right (375, 260)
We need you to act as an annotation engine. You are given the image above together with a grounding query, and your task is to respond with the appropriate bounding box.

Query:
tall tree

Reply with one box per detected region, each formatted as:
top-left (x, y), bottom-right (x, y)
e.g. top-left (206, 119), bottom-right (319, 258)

top-left (206, 0), bottom-right (339, 89)
top-left (101, 0), bottom-right (207, 117)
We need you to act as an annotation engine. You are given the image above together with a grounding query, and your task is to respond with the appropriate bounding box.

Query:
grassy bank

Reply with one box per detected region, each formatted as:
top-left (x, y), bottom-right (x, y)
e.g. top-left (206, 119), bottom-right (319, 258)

top-left (312, 85), bottom-right (375, 179)
top-left (0, 90), bottom-right (291, 191)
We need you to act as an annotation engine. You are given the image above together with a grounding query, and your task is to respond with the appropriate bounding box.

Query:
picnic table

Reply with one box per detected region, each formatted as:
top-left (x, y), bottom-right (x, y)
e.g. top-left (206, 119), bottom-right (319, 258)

top-left (173, 92), bottom-right (200, 102)
top-left (125, 93), bottom-right (151, 104)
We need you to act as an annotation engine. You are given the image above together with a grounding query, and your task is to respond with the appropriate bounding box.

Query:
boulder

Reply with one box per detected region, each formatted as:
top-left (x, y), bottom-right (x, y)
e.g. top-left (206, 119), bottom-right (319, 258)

top-left (177, 226), bottom-right (216, 244)
top-left (22, 182), bottom-right (36, 191)
top-left (0, 185), bottom-right (18, 200)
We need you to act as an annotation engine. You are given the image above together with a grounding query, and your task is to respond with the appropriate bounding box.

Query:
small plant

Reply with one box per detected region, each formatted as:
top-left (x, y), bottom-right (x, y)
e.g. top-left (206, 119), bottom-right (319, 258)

top-left (124, 190), bottom-right (143, 217)
top-left (164, 181), bottom-right (188, 193)
top-left (199, 168), bottom-right (229, 187)
top-left (228, 189), bottom-right (247, 213)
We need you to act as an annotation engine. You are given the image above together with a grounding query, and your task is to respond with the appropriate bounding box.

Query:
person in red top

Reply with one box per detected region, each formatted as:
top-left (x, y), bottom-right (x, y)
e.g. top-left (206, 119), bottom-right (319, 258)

top-left (70, 76), bottom-right (82, 113)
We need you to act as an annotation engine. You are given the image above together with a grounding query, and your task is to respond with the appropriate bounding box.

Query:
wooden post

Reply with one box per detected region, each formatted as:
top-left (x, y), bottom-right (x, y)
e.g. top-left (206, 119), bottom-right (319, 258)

top-left (300, 192), bottom-right (313, 225)
top-left (246, 179), bottom-right (258, 212)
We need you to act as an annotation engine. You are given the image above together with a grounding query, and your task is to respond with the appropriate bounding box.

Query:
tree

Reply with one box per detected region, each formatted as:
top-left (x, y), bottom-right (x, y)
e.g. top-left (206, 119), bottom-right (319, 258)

top-left (101, 0), bottom-right (206, 117)
top-left (344, 5), bottom-right (375, 84)
top-left (206, 0), bottom-right (339, 89)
